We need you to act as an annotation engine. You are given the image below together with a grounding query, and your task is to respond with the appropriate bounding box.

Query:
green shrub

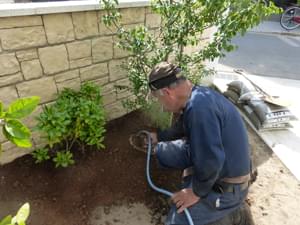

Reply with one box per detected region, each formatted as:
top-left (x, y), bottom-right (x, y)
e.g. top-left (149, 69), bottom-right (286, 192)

top-left (34, 82), bottom-right (106, 167)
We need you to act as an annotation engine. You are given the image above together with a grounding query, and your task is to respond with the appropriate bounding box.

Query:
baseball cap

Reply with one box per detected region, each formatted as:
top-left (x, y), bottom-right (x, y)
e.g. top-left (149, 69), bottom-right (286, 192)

top-left (148, 62), bottom-right (184, 91)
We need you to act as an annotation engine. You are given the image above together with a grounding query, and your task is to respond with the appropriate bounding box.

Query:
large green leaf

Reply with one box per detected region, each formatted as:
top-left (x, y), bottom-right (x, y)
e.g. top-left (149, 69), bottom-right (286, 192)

top-left (0, 215), bottom-right (12, 225)
top-left (2, 127), bottom-right (32, 148)
top-left (4, 120), bottom-right (30, 139)
top-left (11, 203), bottom-right (30, 225)
top-left (6, 97), bottom-right (40, 119)
top-left (0, 101), bottom-right (3, 118)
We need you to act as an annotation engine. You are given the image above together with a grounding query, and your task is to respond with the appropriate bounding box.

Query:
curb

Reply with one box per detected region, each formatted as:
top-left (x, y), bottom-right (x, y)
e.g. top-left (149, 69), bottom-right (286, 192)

top-left (249, 30), bottom-right (300, 37)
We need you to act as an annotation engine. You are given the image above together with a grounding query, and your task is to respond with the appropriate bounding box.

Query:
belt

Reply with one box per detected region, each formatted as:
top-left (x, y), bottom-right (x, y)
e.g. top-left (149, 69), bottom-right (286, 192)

top-left (213, 181), bottom-right (249, 193)
top-left (221, 174), bottom-right (250, 184)
top-left (182, 167), bottom-right (250, 184)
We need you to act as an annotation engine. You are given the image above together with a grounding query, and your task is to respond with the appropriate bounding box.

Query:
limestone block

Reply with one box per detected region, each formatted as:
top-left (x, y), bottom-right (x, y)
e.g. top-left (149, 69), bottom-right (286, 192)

top-left (145, 6), bottom-right (153, 14)
top-left (0, 141), bottom-right (34, 165)
top-left (0, 72), bottom-right (23, 87)
top-left (70, 57), bottom-right (92, 69)
top-left (146, 13), bottom-right (161, 29)
top-left (72, 11), bottom-right (98, 39)
top-left (98, 11), bottom-right (118, 36)
top-left (43, 13), bottom-right (75, 44)
top-left (55, 69), bottom-right (79, 83)
top-left (0, 53), bottom-right (20, 76)
top-left (124, 23), bottom-right (144, 30)
top-left (31, 130), bottom-right (47, 149)
top-left (0, 130), bottom-right (6, 143)
top-left (0, 27), bottom-right (47, 50)
top-left (0, 16), bottom-right (42, 29)
top-left (92, 76), bottom-right (109, 87)
top-left (0, 86), bottom-right (18, 106)
top-left (115, 77), bottom-right (131, 100)
top-left (92, 36), bottom-right (113, 63)
top-left (67, 40), bottom-right (91, 60)
top-left (16, 49), bottom-right (38, 61)
top-left (80, 63), bottom-right (108, 81)
top-left (108, 59), bottom-right (127, 81)
top-left (120, 8), bottom-right (145, 25)
top-left (101, 82), bottom-right (114, 94)
top-left (22, 105), bottom-right (43, 128)
top-left (113, 37), bottom-right (130, 59)
top-left (21, 59), bottom-right (43, 80)
top-left (103, 92), bottom-right (117, 106)
top-left (101, 82), bottom-right (116, 105)
top-left (17, 77), bottom-right (58, 104)
top-left (104, 101), bottom-right (126, 120)
top-left (38, 45), bottom-right (69, 75)
top-left (56, 78), bottom-right (81, 92)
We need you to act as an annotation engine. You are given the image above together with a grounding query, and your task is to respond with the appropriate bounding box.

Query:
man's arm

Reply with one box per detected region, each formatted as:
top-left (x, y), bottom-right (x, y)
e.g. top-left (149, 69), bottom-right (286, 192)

top-left (157, 113), bottom-right (185, 142)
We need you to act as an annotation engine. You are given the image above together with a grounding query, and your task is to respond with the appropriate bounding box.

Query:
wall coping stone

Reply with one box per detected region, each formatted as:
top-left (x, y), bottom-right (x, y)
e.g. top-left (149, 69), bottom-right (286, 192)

top-left (0, 0), bottom-right (150, 18)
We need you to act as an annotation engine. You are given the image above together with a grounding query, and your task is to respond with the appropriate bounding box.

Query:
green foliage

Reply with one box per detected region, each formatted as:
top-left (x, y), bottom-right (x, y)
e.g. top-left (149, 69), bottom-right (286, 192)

top-left (0, 203), bottom-right (30, 225)
top-left (31, 147), bottom-right (50, 163)
top-left (53, 151), bottom-right (75, 168)
top-left (144, 101), bottom-right (172, 130)
top-left (35, 82), bottom-right (106, 167)
top-left (0, 97), bottom-right (40, 152)
top-left (101, 0), bottom-right (280, 112)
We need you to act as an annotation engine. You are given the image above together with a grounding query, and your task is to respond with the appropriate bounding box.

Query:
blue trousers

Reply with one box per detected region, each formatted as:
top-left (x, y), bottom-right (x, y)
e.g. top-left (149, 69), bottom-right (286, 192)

top-left (156, 140), bottom-right (249, 225)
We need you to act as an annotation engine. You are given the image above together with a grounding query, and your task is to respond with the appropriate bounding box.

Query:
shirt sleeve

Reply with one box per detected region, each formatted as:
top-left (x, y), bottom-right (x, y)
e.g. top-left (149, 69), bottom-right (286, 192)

top-left (157, 114), bottom-right (185, 142)
top-left (186, 105), bottom-right (225, 198)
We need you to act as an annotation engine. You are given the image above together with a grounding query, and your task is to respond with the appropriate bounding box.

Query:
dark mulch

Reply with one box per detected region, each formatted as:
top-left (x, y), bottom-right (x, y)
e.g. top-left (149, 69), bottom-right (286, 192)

top-left (0, 110), bottom-right (181, 225)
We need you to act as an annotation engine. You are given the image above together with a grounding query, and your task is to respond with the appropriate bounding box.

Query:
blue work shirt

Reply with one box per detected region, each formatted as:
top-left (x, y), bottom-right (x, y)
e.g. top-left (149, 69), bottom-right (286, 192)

top-left (158, 86), bottom-right (250, 198)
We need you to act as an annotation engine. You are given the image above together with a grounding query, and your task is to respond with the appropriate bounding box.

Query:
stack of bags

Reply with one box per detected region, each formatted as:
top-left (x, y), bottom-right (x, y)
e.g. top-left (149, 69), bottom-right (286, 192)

top-left (223, 80), bottom-right (296, 131)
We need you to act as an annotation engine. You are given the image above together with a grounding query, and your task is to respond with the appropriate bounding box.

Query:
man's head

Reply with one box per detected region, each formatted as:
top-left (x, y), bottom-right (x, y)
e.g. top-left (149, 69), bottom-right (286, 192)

top-left (148, 62), bottom-right (191, 113)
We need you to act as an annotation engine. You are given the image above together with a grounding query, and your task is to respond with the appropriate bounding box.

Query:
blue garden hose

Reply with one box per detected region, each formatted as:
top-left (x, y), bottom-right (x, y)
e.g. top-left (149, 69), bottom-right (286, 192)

top-left (140, 130), bottom-right (195, 225)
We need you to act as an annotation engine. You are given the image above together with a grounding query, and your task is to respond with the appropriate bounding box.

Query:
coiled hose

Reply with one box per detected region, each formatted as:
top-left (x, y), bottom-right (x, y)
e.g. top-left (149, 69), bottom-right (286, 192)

top-left (140, 130), bottom-right (195, 225)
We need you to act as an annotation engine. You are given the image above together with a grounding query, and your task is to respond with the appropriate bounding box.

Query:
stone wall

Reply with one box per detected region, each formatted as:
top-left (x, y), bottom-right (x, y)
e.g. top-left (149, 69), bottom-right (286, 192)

top-left (0, 6), bottom-right (163, 164)
top-left (0, 4), bottom-right (213, 164)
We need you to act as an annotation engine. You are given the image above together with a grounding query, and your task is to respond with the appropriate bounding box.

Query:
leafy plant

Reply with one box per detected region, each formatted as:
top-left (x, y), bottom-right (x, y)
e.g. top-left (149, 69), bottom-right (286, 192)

top-left (0, 97), bottom-right (40, 154)
top-left (0, 203), bottom-right (30, 225)
top-left (35, 82), bottom-right (106, 167)
top-left (101, 0), bottom-right (280, 111)
top-left (144, 101), bottom-right (172, 130)
top-left (31, 147), bottom-right (50, 163)
top-left (53, 151), bottom-right (74, 168)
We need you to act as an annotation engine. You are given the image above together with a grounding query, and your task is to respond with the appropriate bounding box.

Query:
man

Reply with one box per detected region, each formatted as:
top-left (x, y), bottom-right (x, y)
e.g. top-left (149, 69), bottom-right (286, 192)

top-left (147, 62), bottom-right (254, 225)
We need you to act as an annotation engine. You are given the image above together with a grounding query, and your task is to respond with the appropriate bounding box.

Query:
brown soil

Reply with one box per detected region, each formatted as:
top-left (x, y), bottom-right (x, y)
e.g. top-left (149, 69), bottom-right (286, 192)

top-left (1, 110), bottom-right (300, 225)
top-left (0, 110), bottom-right (180, 225)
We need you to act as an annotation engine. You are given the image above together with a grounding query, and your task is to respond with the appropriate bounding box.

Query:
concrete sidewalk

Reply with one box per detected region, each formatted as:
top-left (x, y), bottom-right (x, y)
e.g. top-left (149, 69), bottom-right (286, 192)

top-left (250, 20), bottom-right (300, 36)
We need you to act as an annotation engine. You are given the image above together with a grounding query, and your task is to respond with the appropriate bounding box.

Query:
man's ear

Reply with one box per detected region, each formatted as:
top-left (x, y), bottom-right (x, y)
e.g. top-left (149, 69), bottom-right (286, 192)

top-left (161, 88), bottom-right (170, 96)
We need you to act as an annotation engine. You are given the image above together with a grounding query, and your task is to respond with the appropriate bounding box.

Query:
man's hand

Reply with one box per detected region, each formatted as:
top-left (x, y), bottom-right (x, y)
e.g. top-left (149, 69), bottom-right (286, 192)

top-left (149, 132), bottom-right (158, 145)
top-left (171, 188), bottom-right (200, 213)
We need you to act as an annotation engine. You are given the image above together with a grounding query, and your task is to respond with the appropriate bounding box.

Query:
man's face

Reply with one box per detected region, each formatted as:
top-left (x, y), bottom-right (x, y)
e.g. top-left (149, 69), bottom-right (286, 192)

top-left (151, 88), bottom-right (179, 113)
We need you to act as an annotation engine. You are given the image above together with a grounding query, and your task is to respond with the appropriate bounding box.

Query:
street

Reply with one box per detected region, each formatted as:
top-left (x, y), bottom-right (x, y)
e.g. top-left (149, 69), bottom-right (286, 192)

top-left (219, 32), bottom-right (300, 80)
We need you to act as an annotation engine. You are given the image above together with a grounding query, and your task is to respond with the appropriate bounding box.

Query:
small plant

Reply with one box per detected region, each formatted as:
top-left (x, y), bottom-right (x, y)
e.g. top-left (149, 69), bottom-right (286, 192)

top-left (35, 82), bottom-right (106, 167)
top-left (31, 147), bottom-right (50, 163)
top-left (53, 151), bottom-right (74, 168)
top-left (0, 203), bottom-right (30, 225)
top-left (144, 101), bottom-right (172, 130)
top-left (0, 97), bottom-right (40, 154)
